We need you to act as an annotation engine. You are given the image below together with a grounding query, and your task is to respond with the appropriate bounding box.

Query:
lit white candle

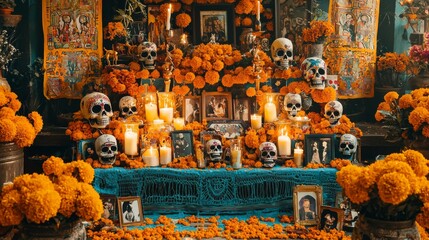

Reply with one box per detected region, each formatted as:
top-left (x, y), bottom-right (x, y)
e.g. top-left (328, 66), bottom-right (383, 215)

top-left (251, 114), bottom-right (262, 129)
top-left (160, 145), bottom-right (172, 165)
top-left (173, 117), bottom-right (185, 130)
top-left (278, 134), bottom-right (291, 156)
top-left (294, 148), bottom-right (304, 167)
top-left (142, 146), bottom-right (160, 167)
top-left (256, 0), bottom-right (260, 21)
top-left (166, 4), bottom-right (172, 31)
top-left (145, 102), bottom-right (159, 123)
top-left (153, 119), bottom-right (165, 130)
top-left (124, 129), bottom-right (138, 156)
top-left (231, 146), bottom-right (242, 169)
top-left (159, 107), bottom-right (174, 124)
top-left (264, 102), bottom-right (277, 123)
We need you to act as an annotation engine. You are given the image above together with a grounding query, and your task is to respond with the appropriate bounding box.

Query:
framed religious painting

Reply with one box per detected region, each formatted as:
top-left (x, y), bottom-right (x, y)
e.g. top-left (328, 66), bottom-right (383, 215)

top-left (319, 206), bottom-right (345, 231)
top-left (117, 196), bottom-right (144, 227)
top-left (192, 4), bottom-right (235, 45)
top-left (304, 134), bottom-right (336, 166)
top-left (183, 96), bottom-right (201, 124)
top-left (293, 185), bottom-right (323, 226)
top-left (202, 91), bottom-right (233, 121)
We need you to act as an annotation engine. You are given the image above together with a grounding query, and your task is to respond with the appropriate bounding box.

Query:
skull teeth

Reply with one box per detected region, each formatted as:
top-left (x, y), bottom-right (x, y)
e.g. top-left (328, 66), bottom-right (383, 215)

top-left (99, 156), bottom-right (116, 165)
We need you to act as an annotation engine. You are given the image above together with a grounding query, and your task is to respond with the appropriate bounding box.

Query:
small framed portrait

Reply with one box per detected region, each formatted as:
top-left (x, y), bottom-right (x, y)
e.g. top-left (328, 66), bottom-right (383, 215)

top-left (192, 4), bottom-right (235, 44)
top-left (100, 194), bottom-right (117, 221)
top-left (183, 96), bottom-right (201, 124)
top-left (337, 194), bottom-right (359, 229)
top-left (171, 130), bottom-right (194, 158)
top-left (118, 196), bottom-right (144, 227)
top-left (207, 120), bottom-right (245, 139)
top-left (233, 97), bottom-right (251, 122)
top-left (293, 185), bottom-right (323, 226)
top-left (77, 139), bottom-right (97, 160)
top-left (319, 206), bottom-right (345, 231)
top-left (304, 134), bottom-right (336, 166)
top-left (202, 91), bottom-right (233, 121)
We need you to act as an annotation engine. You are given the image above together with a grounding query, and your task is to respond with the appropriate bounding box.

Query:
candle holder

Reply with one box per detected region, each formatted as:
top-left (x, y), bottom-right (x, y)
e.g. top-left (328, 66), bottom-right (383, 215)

top-left (250, 114), bottom-right (262, 130)
top-left (159, 140), bottom-right (172, 166)
top-left (158, 92), bottom-right (175, 124)
top-left (230, 138), bottom-right (242, 169)
top-left (263, 93), bottom-right (279, 123)
top-left (142, 142), bottom-right (160, 167)
top-left (123, 121), bottom-right (140, 159)
top-left (293, 141), bottom-right (304, 168)
top-left (144, 92), bottom-right (159, 123)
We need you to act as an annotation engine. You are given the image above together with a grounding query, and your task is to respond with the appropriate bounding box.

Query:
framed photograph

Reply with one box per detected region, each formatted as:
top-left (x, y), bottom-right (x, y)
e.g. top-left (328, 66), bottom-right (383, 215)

top-left (207, 120), bottom-right (245, 139)
top-left (100, 194), bottom-right (117, 221)
top-left (117, 196), bottom-right (143, 227)
top-left (77, 139), bottom-right (97, 160)
top-left (202, 91), bottom-right (233, 121)
top-left (192, 4), bottom-right (235, 45)
top-left (304, 134), bottom-right (336, 166)
top-left (171, 130), bottom-right (194, 158)
top-left (293, 185), bottom-right (323, 226)
top-left (183, 96), bottom-right (201, 124)
top-left (319, 206), bottom-right (345, 231)
top-left (338, 194), bottom-right (359, 229)
top-left (233, 97), bottom-right (251, 122)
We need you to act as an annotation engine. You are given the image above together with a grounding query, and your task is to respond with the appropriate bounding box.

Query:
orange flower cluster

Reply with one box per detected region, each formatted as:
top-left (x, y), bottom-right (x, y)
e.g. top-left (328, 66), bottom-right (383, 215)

top-left (376, 89), bottom-right (429, 140)
top-left (302, 20), bottom-right (334, 44)
top-left (310, 87), bottom-right (337, 103)
top-left (175, 13), bottom-right (192, 28)
top-left (0, 157), bottom-right (102, 226)
top-left (337, 150), bottom-right (429, 221)
top-left (102, 69), bottom-right (145, 97)
top-left (377, 52), bottom-right (410, 73)
top-left (329, 158), bottom-right (351, 170)
top-left (103, 22), bottom-right (128, 41)
top-left (273, 67), bottom-right (303, 80)
top-left (0, 86), bottom-right (43, 147)
top-left (309, 113), bottom-right (363, 138)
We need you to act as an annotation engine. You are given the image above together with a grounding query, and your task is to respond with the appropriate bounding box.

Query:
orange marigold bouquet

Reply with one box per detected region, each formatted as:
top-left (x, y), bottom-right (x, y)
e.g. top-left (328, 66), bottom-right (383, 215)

top-left (375, 89), bottom-right (429, 142)
top-left (0, 156), bottom-right (103, 227)
top-left (376, 52), bottom-right (410, 88)
top-left (302, 20), bottom-right (334, 44)
top-left (0, 86), bottom-right (43, 147)
top-left (337, 150), bottom-right (429, 224)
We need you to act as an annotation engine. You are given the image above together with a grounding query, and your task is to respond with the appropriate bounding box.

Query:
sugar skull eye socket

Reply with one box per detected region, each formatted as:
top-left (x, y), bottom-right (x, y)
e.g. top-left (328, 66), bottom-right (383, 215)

top-left (276, 49), bottom-right (285, 57)
top-left (92, 105), bottom-right (102, 113)
top-left (286, 51), bottom-right (292, 57)
top-left (102, 146), bottom-right (110, 152)
top-left (104, 104), bottom-right (112, 112)
top-left (131, 107), bottom-right (137, 112)
top-left (318, 68), bottom-right (325, 75)
top-left (123, 107), bottom-right (130, 112)
top-left (269, 151), bottom-right (276, 156)
top-left (150, 51), bottom-right (157, 57)
top-left (111, 146), bottom-right (118, 151)
top-left (142, 52), bottom-right (149, 57)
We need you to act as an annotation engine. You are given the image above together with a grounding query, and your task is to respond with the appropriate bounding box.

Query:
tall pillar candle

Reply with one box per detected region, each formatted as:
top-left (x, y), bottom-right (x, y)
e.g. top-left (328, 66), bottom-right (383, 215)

top-left (256, 0), bottom-right (260, 21)
top-left (159, 107), bottom-right (174, 124)
top-left (231, 147), bottom-right (242, 169)
top-left (278, 134), bottom-right (291, 156)
top-left (160, 145), bottom-right (172, 165)
top-left (264, 102), bottom-right (277, 123)
top-left (166, 4), bottom-right (172, 31)
top-left (294, 148), bottom-right (304, 167)
top-left (145, 102), bottom-right (158, 123)
top-left (124, 130), bottom-right (139, 156)
top-left (251, 114), bottom-right (262, 129)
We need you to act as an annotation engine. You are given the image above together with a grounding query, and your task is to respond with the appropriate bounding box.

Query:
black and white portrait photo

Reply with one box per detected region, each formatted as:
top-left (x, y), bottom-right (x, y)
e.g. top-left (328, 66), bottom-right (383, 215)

top-left (293, 185), bottom-right (322, 226)
top-left (171, 130), bottom-right (194, 158)
top-left (202, 92), bottom-right (232, 121)
top-left (319, 206), bottom-right (344, 231)
top-left (233, 98), bottom-right (250, 122)
top-left (184, 96), bottom-right (201, 124)
top-left (305, 134), bottom-right (335, 166)
top-left (118, 197), bottom-right (143, 227)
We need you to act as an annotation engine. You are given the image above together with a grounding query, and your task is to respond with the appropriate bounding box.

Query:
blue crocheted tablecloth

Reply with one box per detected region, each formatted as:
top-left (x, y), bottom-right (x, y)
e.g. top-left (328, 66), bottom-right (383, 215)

top-left (93, 167), bottom-right (341, 214)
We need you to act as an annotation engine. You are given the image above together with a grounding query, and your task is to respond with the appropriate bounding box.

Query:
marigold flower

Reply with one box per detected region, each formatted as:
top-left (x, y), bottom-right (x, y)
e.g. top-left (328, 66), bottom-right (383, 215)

top-left (13, 116), bottom-right (36, 148)
top-left (205, 71), bottom-right (220, 85)
top-left (246, 87), bottom-right (256, 97)
top-left (378, 172), bottom-right (411, 205)
top-left (0, 107), bottom-right (15, 119)
top-left (193, 75), bottom-right (206, 89)
top-left (241, 17), bottom-right (252, 27)
top-left (0, 118), bottom-right (16, 142)
top-left (28, 111), bottom-right (43, 134)
top-left (176, 13), bottom-right (192, 28)
top-left (42, 156), bottom-right (65, 176)
top-left (383, 91), bottom-right (399, 103)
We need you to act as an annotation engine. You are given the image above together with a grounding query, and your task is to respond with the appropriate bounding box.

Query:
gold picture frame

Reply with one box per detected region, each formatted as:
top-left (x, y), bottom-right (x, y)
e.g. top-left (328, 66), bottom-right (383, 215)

top-left (201, 91), bottom-right (232, 121)
top-left (293, 185), bottom-right (323, 226)
top-left (319, 206), bottom-right (345, 231)
top-left (117, 196), bottom-right (144, 227)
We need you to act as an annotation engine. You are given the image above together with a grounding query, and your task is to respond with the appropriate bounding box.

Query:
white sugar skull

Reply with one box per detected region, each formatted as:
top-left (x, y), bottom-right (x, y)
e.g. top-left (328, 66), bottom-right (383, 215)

top-left (259, 142), bottom-right (277, 168)
top-left (140, 42), bottom-right (157, 70)
top-left (119, 96), bottom-right (137, 118)
top-left (80, 92), bottom-right (113, 128)
top-left (339, 134), bottom-right (358, 156)
top-left (95, 134), bottom-right (118, 165)
top-left (324, 100), bottom-right (343, 126)
top-left (285, 93), bottom-right (302, 118)
top-left (301, 57), bottom-right (327, 90)
top-left (206, 139), bottom-right (222, 162)
top-left (271, 38), bottom-right (293, 70)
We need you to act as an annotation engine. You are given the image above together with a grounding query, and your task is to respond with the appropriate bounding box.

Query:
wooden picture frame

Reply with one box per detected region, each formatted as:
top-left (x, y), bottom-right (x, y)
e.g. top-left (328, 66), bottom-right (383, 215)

top-left (233, 97), bottom-right (251, 122)
top-left (117, 196), bottom-right (143, 227)
top-left (202, 91), bottom-right (233, 121)
top-left (192, 4), bottom-right (235, 45)
top-left (207, 120), bottom-right (245, 139)
top-left (100, 194), bottom-right (117, 221)
top-left (171, 130), bottom-right (194, 158)
top-left (183, 96), bottom-right (201, 124)
top-left (319, 206), bottom-right (345, 231)
top-left (77, 139), bottom-right (97, 160)
top-left (293, 185), bottom-right (323, 226)
top-left (304, 134), bottom-right (336, 166)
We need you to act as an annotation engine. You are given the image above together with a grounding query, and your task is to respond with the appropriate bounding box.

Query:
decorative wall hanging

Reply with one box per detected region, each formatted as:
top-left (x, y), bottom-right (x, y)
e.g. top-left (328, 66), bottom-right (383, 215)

top-left (326, 0), bottom-right (379, 99)
top-left (42, 0), bottom-right (103, 99)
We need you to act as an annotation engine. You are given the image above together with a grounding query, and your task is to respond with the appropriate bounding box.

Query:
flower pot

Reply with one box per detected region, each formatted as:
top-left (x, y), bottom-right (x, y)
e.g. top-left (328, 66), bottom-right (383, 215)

top-left (17, 219), bottom-right (86, 240)
top-left (408, 71), bottom-right (429, 90)
top-left (0, 142), bottom-right (23, 187)
top-left (352, 215), bottom-right (420, 240)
